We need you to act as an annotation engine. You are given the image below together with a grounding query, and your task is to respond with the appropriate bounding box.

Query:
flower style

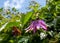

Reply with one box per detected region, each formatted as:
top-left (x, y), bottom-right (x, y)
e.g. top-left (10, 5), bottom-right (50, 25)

top-left (25, 20), bottom-right (47, 33)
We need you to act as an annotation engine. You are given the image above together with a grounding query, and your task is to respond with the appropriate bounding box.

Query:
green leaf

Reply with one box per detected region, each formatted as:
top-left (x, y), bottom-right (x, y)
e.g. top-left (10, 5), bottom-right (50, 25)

top-left (6, 22), bottom-right (20, 28)
top-left (23, 12), bottom-right (33, 26)
top-left (18, 36), bottom-right (30, 43)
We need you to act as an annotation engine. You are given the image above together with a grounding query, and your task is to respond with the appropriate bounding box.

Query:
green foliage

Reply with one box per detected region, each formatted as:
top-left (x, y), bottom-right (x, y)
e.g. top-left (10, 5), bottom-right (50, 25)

top-left (0, 0), bottom-right (60, 43)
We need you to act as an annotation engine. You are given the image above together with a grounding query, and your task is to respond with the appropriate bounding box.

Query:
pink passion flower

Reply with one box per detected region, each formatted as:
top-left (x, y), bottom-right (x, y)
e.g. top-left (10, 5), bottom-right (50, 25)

top-left (25, 20), bottom-right (47, 33)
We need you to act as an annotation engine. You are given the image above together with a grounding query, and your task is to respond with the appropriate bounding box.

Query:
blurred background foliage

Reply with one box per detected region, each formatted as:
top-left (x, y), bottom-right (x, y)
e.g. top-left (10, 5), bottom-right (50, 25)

top-left (0, 0), bottom-right (60, 43)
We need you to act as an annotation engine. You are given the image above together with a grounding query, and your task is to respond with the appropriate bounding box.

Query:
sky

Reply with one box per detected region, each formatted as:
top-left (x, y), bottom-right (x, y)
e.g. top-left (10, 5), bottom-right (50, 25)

top-left (0, 0), bottom-right (46, 13)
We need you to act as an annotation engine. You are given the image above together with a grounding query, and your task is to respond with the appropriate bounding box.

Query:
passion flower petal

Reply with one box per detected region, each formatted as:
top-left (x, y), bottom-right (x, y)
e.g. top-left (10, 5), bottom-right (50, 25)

top-left (38, 20), bottom-right (47, 30)
top-left (25, 19), bottom-right (47, 33)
